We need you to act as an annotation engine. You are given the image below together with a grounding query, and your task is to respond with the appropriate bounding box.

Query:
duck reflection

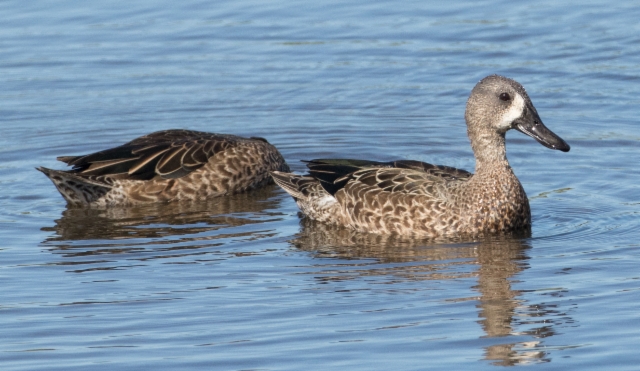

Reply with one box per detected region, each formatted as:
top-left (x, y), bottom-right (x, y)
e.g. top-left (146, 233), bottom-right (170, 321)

top-left (291, 219), bottom-right (558, 366)
top-left (41, 186), bottom-right (285, 258)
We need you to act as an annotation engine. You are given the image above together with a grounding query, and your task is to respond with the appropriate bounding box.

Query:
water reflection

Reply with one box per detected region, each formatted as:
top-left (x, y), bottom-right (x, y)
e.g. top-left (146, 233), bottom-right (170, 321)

top-left (41, 186), bottom-right (285, 260)
top-left (291, 219), bottom-right (560, 366)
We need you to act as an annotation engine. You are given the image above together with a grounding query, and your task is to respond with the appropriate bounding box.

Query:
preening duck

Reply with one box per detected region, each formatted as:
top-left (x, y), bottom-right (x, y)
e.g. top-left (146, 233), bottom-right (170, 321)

top-left (39, 129), bottom-right (289, 206)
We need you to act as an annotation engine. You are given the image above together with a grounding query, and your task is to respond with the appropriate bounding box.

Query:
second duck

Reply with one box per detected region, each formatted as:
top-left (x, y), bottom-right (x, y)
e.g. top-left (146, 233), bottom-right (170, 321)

top-left (39, 129), bottom-right (290, 206)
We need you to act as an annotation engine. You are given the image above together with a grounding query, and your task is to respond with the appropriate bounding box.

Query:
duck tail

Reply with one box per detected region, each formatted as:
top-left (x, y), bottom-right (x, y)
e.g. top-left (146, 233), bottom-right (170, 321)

top-left (270, 171), bottom-right (339, 222)
top-left (37, 167), bottom-right (111, 206)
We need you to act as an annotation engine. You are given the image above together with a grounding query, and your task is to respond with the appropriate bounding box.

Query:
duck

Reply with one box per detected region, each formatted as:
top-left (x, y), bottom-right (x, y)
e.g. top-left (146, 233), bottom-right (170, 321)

top-left (271, 75), bottom-right (570, 237)
top-left (38, 129), bottom-right (290, 206)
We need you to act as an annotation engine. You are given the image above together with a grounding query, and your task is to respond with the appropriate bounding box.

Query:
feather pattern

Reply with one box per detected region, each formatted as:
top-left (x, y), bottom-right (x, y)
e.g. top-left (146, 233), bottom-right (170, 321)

top-left (39, 129), bottom-right (290, 206)
top-left (271, 75), bottom-right (570, 237)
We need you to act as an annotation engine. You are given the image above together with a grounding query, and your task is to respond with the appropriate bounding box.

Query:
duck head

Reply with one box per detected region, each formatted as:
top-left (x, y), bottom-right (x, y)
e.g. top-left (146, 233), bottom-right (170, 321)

top-left (465, 75), bottom-right (570, 153)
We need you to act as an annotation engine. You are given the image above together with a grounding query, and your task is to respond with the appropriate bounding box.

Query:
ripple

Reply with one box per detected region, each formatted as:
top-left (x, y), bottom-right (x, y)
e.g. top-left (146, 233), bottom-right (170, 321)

top-left (37, 187), bottom-right (288, 271)
top-left (533, 199), bottom-right (640, 247)
top-left (3, 0), bottom-right (640, 369)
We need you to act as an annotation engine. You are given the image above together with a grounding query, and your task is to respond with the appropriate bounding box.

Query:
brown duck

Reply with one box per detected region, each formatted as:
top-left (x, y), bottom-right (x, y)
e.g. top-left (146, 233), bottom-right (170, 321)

top-left (38, 129), bottom-right (289, 206)
top-left (271, 75), bottom-right (570, 237)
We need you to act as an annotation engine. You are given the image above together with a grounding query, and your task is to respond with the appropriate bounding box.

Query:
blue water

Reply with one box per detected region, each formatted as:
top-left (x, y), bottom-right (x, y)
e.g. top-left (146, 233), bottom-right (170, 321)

top-left (2, 1), bottom-right (640, 370)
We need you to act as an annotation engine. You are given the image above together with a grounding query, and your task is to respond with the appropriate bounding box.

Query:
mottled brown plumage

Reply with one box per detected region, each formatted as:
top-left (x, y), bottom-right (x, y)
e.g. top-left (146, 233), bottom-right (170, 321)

top-left (38, 129), bottom-right (289, 206)
top-left (272, 75), bottom-right (570, 237)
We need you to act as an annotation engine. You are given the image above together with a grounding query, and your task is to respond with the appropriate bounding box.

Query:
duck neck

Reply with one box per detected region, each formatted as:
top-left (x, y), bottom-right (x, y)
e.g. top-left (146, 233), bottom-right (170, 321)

top-left (470, 131), bottom-right (513, 176)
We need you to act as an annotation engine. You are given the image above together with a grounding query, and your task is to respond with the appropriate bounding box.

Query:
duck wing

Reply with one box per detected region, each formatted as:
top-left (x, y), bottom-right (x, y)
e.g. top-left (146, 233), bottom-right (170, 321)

top-left (305, 159), bottom-right (472, 196)
top-left (57, 129), bottom-right (251, 180)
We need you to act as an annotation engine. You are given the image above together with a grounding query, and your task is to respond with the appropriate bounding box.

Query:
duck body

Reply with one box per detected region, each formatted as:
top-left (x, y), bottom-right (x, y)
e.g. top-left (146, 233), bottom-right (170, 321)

top-left (39, 129), bottom-right (290, 207)
top-left (272, 75), bottom-right (570, 237)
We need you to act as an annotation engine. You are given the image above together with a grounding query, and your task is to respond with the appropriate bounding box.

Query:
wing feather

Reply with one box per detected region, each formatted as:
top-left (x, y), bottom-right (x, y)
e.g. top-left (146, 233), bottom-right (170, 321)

top-left (305, 158), bottom-right (472, 197)
top-left (56, 129), bottom-right (251, 180)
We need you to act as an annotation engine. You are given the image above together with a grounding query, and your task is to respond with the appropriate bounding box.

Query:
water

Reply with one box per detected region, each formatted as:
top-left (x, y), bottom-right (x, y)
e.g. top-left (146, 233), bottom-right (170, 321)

top-left (1, 0), bottom-right (640, 369)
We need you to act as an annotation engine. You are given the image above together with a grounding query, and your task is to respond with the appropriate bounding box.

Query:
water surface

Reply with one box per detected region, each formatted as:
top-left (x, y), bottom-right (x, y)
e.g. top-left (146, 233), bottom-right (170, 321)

top-left (2, 1), bottom-right (640, 370)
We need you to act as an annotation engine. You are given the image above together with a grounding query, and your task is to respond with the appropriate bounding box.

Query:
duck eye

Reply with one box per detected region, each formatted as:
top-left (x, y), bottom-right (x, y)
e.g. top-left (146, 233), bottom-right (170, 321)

top-left (499, 92), bottom-right (511, 101)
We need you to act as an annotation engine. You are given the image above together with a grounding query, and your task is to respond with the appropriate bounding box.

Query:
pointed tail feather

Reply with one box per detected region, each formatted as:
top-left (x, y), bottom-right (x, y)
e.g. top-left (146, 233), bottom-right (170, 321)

top-left (37, 167), bottom-right (111, 206)
top-left (270, 171), bottom-right (307, 200)
top-left (271, 171), bottom-right (339, 222)
top-left (270, 171), bottom-right (335, 200)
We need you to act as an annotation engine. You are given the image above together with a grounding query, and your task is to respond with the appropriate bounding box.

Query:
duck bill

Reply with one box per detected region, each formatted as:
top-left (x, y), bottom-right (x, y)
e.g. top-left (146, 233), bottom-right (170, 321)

top-left (514, 103), bottom-right (570, 152)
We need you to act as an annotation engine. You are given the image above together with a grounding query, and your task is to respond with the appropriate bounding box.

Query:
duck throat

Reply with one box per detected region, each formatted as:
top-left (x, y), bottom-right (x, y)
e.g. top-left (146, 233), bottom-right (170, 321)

top-left (469, 130), bottom-right (511, 174)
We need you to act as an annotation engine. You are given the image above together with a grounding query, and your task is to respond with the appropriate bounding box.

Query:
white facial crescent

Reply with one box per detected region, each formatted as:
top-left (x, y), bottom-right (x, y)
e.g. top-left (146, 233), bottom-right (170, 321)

top-left (497, 93), bottom-right (525, 130)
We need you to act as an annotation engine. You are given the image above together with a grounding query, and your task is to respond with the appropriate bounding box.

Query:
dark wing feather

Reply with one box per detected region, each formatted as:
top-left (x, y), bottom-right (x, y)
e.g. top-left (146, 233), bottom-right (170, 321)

top-left (305, 158), bottom-right (472, 196)
top-left (390, 160), bottom-right (473, 179)
top-left (155, 146), bottom-right (188, 177)
top-left (127, 146), bottom-right (171, 177)
top-left (57, 129), bottom-right (243, 180)
top-left (181, 143), bottom-right (208, 168)
top-left (304, 159), bottom-right (398, 195)
top-left (80, 157), bottom-right (141, 176)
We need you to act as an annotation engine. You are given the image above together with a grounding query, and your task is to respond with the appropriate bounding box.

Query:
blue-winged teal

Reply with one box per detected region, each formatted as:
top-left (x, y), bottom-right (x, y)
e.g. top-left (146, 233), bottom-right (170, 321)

top-left (39, 129), bottom-right (289, 206)
top-left (272, 75), bottom-right (570, 237)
